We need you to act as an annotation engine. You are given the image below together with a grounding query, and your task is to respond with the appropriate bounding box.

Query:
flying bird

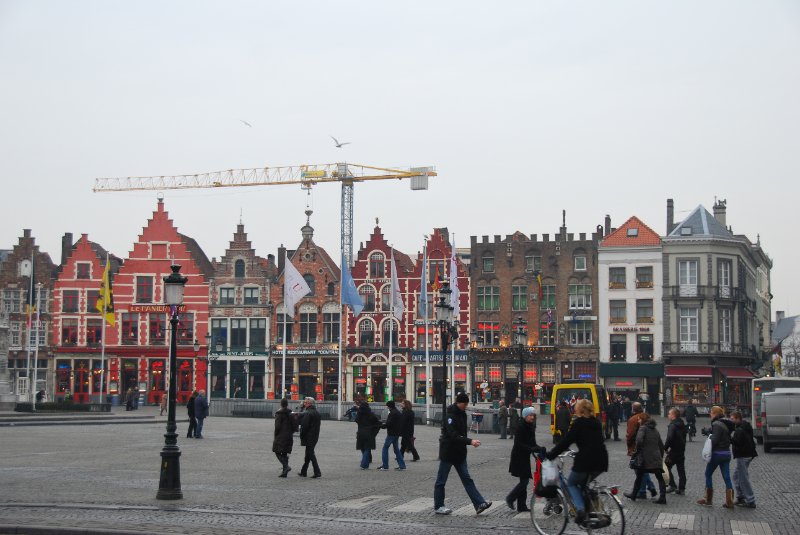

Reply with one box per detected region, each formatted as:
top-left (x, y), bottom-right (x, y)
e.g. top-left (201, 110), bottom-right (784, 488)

top-left (330, 135), bottom-right (351, 148)
top-left (239, 119), bottom-right (252, 128)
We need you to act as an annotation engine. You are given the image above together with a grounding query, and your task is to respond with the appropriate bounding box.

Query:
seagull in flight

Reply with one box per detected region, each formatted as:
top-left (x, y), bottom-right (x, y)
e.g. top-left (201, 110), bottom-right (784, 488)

top-left (239, 119), bottom-right (252, 128)
top-left (330, 135), bottom-right (351, 148)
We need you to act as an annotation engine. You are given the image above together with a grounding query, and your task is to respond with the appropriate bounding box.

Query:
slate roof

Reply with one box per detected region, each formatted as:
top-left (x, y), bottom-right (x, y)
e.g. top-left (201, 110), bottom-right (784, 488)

top-left (601, 216), bottom-right (661, 247)
top-left (773, 316), bottom-right (800, 345)
top-left (668, 205), bottom-right (732, 238)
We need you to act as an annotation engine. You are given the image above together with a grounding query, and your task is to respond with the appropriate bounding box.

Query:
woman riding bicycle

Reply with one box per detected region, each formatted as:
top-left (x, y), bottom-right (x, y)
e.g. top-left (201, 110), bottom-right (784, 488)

top-left (545, 399), bottom-right (609, 525)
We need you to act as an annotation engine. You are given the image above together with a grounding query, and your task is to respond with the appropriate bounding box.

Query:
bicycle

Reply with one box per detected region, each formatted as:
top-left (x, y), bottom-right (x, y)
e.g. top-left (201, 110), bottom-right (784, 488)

top-left (530, 450), bottom-right (625, 535)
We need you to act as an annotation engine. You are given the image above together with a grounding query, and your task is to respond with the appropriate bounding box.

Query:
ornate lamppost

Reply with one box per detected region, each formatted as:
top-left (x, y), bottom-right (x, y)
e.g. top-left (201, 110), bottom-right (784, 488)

top-left (156, 264), bottom-right (187, 500)
top-left (435, 280), bottom-right (457, 429)
top-left (513, 316), bottom-right (528, 406)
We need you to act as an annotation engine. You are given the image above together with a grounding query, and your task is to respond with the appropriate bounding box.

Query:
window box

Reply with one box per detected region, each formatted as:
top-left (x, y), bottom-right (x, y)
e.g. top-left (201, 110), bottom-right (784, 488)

top-left (608, 282), bottom-right (626, 290)
top-left (635, 280), bottom-right (654, 289)
top-left (637, 316), bottom-right (654, 324)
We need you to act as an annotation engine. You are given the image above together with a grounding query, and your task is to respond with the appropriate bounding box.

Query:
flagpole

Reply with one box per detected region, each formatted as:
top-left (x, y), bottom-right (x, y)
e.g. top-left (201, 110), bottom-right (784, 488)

top-left (25, 251), bottom-right (34, 404)
top-left (338, 302), bottom-right (343, 420)
top-left (32, 283), bottom-right (41, 410)
top-left (450, 236), bottom-right (456, 407)
top-left (389, 248), bottom-right (394, 402)
top-left (100, 252), bottom-right (108, 404)
top-left (422, 244), bottom-right (430, 425)
top-left (281, 318), bottom-right (287, 399)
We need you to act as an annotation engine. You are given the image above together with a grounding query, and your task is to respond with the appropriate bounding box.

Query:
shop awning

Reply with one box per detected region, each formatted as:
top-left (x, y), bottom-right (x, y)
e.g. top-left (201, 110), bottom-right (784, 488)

top-left (599, 363), bottom-right (664, 378)
top-left (718, 367), bottom-right (755, 379)
top-left (665, 366), bottom-right (713, 378)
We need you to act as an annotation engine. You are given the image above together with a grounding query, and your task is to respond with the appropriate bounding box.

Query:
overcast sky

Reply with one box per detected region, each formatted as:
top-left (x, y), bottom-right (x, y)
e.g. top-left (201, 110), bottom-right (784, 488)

top-left (1, 1), bottom-right (798, 315)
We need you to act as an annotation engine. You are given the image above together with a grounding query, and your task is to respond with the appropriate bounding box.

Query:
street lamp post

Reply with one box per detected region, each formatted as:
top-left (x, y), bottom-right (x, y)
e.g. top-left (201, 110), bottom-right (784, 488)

top-left (513, 316), bottom-right (528, 406)
top-left (156, 264), bottom-right (187, 501)
top-left (435, 280), bottom-right (456, 430)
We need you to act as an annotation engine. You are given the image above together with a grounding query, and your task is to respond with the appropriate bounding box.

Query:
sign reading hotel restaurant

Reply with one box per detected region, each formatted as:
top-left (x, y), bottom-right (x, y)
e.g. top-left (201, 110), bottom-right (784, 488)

top-left (272, 347), bottom-right (339, 356)
top-left (129, 304), bottom-right (187, 313)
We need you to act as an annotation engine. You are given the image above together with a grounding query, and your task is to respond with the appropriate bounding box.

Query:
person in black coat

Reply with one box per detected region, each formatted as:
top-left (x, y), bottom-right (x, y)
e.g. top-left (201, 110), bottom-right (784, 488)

top-left (433, 393), bottom-right (492, 515)
top-left (298, 397), bottom-right (322, 478)
top-left (546, 399), bottom-right (609, 525)
top-left (606, 395), bottom-right (621, 441)
top-left (273, 398), bottom-right (294, 477)
top-left (355, 401), bottom-right (380, 469)
top-left (506, 407), bottom-right (545, 512)
top-left (194, 389), bottom-right (209, 439)
top-left (554, 401), bottom-right (572, 443)
top-left (400, 399), bottom-right (420, 461)
top-left (624, 414), bottom-right (667, 504)
top-left (730, 411), bottom-right (757, 507)
top-left (664, 408), bottom-right (687, 494)
top-left (186, 390), bottom-right (198, 438)
top-left (378, 400), bottom-right (406, 470)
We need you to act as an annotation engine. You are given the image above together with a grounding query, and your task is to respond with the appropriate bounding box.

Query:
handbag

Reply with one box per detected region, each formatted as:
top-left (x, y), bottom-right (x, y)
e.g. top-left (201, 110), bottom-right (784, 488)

top-left (661, 461), bottom-right (669, 479)
top-left (701, 436), bottom-right (713, 462)
top-left (541, 459), bottom-right (559, 487)
top-left (628, 452), bottom-right (642, 470)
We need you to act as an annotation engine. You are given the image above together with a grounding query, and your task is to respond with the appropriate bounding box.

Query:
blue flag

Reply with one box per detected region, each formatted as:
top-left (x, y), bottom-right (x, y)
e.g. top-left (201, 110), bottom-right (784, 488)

top-left (418, 248), bottom-right (428, 318)
top-left (341, 254), bottom-right (364, 316)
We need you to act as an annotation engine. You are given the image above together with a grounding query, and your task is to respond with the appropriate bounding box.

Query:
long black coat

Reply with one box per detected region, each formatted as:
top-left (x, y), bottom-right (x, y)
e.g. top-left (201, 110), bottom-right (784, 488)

top-left (384, 406), bottom-right (403, 436)
top-left (272, 407), bottom-right (294, 454)
top-left (731, 420), bottom-right (758, 459)
top-left (439, 403), bottom-right (473, 464)
top-left (401, 407), bottom-right (415, 439)
top-left (186, 394), bottom-right (196, 418)
top-left (509, 419), bottom-right (543, 478)
top-left (355, 405), bottom-right (380, 451)
top-left (548, 416), bottom-right (609, 474)
top-left (555, 406), bottom-right (572, 435)
top-left (664, 417), bottom-right (686, 462)
top-left (635, 419), bottom-right (665, 472)
top-left (300, 407), bottom-right (321, 448)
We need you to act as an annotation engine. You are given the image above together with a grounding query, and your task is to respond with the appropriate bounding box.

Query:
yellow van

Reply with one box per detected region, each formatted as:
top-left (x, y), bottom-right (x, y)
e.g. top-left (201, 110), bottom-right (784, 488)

top-left (550, 383), bottom-right (608, 441)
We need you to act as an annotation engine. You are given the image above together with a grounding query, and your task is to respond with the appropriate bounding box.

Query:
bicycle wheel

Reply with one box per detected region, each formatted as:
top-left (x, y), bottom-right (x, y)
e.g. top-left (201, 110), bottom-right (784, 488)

top-left (584, 491), bottom-right (625, 535)
top-left (529, 489), bottom-right (568, 535)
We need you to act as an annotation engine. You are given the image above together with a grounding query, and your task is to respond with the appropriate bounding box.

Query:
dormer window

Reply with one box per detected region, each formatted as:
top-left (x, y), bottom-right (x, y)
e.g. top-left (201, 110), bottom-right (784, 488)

top-left (680, 227), bottom-right (692, 236)
top-left (626, 228), bottom-right (639, 237)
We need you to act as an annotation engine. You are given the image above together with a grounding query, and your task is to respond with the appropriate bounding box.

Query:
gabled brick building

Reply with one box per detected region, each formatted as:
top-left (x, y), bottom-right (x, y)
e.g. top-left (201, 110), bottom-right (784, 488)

top-left (51, 234), bottom-right (122, 402)
top-left (207, 223), bottom-right (277, 399)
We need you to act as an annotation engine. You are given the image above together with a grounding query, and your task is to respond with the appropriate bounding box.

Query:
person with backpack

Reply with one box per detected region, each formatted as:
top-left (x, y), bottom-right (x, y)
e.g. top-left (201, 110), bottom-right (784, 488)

top-left (730, 410), bottom-right (757, 508)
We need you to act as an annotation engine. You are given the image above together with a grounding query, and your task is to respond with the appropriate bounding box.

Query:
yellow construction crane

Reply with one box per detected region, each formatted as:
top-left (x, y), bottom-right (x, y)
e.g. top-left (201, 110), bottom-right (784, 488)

top-left (94, 163), bottom-right (436, 266)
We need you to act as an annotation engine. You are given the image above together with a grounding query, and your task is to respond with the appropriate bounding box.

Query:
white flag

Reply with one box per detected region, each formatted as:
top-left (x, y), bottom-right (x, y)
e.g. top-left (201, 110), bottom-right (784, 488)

top-left (283, 251), bottom-right (310, 317)
top-left (449, 239), bottom-right (460, 320)
top-left (390, 249), bottom-right (405, 321)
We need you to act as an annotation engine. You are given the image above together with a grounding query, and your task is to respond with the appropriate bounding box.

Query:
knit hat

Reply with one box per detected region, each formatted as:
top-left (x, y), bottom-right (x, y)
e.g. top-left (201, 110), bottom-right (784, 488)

top-left (522, 407), bottom-right (535, 418)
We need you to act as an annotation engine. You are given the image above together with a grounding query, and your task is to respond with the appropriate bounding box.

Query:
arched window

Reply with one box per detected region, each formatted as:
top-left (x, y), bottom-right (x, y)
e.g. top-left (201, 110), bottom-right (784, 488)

top-left (359, 285), bottom-right (375, 312)
top-left (303, 274), bottom-right (316, 296)
top-left (369, 252), bottom-right (385, 278)
top-left (359, 320), bottom-right (376, 346)
top-left (234, 259), bottom-right (245, 278)
top-left (381, 285), bottom-right (392, 311)
top-left (382, 319), bottom-right (399, 346)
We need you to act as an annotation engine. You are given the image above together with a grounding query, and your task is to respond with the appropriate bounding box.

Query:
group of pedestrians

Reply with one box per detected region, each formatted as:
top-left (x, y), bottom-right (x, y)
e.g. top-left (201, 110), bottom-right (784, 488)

top-left (271, 397), bottom-right (322, 478)
top-left (497, 399), bottom-right (521, 439)
top-left (185, 389), bottom-right (208, 438)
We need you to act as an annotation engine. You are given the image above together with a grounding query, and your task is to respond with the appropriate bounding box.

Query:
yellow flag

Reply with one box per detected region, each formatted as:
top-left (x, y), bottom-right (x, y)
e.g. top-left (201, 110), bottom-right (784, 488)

top-left (96, 261), bottom-right (115, 327)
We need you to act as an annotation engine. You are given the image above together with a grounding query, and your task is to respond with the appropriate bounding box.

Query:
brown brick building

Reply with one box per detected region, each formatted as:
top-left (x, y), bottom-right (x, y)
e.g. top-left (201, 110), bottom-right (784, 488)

top-left (470, 213), bottom-right (605, 405)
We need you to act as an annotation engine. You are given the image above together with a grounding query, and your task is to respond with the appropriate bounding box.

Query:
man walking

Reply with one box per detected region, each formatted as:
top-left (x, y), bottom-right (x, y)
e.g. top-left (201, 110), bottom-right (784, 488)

top-left (378, 400), bottom-right (406, 470)
top-left (730, 410), bottom-right (757, 508)
top-left (194, 389), bottom-right (209, 439)
top-left (433, 393), bottom-right (492, 516)
top-left (498, 400), bottom-right (509, 439)
top-left (607, 395), bottom-right (621, 441)
top-left (298, 397), bottom-right (322, 478)
top-left (664, 407), bottom-right (687, 494)
top-left (186, 389), bottom-right (198, 438)
top-left (626, 402), bottom-right (656, 498)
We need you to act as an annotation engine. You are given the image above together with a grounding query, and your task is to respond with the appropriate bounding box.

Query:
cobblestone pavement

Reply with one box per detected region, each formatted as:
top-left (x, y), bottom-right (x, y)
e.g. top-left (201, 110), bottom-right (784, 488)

top-left (0, 408), bottom-right (798, 534)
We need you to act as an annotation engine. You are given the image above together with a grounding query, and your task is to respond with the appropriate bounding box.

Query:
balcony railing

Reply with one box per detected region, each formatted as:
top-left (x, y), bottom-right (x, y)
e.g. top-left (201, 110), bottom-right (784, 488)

top-left (668, 285), bottom-right (746, 301)
top-left (662, 342), bottom-right (753, 357)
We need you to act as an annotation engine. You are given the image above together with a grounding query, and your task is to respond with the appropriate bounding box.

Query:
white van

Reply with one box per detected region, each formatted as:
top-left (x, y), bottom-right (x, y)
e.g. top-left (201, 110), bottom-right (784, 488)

top-left (761, 388), bottom-right (800, 453)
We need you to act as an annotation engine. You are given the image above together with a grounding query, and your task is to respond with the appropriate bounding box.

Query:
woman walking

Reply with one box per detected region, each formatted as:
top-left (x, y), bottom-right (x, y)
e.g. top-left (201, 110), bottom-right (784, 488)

top-left (697, 405), bottom-right (735, 508)
top-left (505, 407), bottom-right (545, 512)
top-left (400, 400), bottom-right (420, 461)
top-left (355, 401), bottom-right (381, 469)
top-left (273, 398), bottom-right (294, 477)
top-left (624, 413), bottom-right (667, 504)
top-left (186, 389), bottom-right (198, 438)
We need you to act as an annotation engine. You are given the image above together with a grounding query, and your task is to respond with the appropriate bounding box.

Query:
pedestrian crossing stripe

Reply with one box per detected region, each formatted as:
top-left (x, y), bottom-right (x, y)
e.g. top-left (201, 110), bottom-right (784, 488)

top-left (330, 495), bottom-right (393, 509)
top-left (387, 497), bottom-right (432, 513)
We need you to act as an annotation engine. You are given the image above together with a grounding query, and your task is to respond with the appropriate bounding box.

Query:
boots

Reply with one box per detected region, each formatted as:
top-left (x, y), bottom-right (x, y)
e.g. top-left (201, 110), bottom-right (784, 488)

top-left (722, 489), bottom-right (735, 509)
top-left (517, 494), bottom-right (531, 513)
top-left (652, 480), bottom-right (667, 504)
top-left (697, 488), bottom-right (713, 506)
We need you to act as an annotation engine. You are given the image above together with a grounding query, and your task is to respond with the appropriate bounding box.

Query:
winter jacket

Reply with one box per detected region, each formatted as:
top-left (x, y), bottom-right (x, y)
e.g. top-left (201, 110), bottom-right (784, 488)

top-left (683, 404), bottom-right (698, 422)
top-left (626, 411), bottom-right (648, 456)
top-left (547, 416), bottom-right (609, 474)
top-left (509, 407), bottom-right (520, 430)
top-left (710, 416), bottom-right (733, 453)
top-left (664, 417), bottom-right (687, 462)
top-left (439, 403), bottom-right (473, 465)
top-left (355, 404), bottom-right (380, 451)
top-left (731, 420), bottom-right (758, 459)
top-left (634, 419), bottom-right (665, 472)
top-left (299, 406), bottom-right (321, 447)
top-left (554, 406), bottom-right (572, 435)
top-left (401, 407), bottom-right (416, 438)
top-left (384, 406), bottom-right (403, 437)
top-left (194, 394), bottom-right (209, 419)
top-left (509, 418), bottom-right (544, 478)
top-left (272, 407), bottom-right (294, 454)
top-left (187, 394), bottom-right (196, 418)
top-left (498, 405), bottom-right (509, 425)
top-left (607, 400), bottom-right (621, 420)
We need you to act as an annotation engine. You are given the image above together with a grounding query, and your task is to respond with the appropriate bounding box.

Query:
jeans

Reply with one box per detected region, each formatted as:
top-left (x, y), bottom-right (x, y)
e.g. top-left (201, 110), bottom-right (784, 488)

top-left (434, 460), bottom-right (486, 509)
top-left (637, 472), bottom-right (656, 495)
top-left (705, 453), bottom-right (733, 489)
top-left (195, 417), bottom-right (205, 438)
top-left (567, 471), bottom-right (588, 513)
top-left (360, 449), bottom-right (371, 469)
top-left (733, 457), bottom-right (755, 503)
top-left (381, 435), bottom-right (406, 469)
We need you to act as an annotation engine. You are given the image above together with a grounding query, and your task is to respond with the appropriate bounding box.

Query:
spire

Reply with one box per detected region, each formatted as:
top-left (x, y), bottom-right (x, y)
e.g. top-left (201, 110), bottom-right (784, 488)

top-left (301, 209), bottom-right (314, 242)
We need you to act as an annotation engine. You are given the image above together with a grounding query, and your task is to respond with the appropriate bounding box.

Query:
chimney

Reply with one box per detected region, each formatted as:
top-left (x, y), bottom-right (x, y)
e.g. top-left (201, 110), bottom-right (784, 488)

top-left (278, 245), bottom-right (286, 275)
top-left (560, 210), bottom-right (567, 237)
top-left (713, 198), bottom-right (727, 227)
top-left (23, 229), bottom-right (31, 238)
top-left (61, 233), bottom-right (73, 266)
top-left (604, 215), bottom-right (611, 236)
top-left (666, 199), bottom-right (674, 234)
top-left (776, 310), bottom-right (785, 324)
